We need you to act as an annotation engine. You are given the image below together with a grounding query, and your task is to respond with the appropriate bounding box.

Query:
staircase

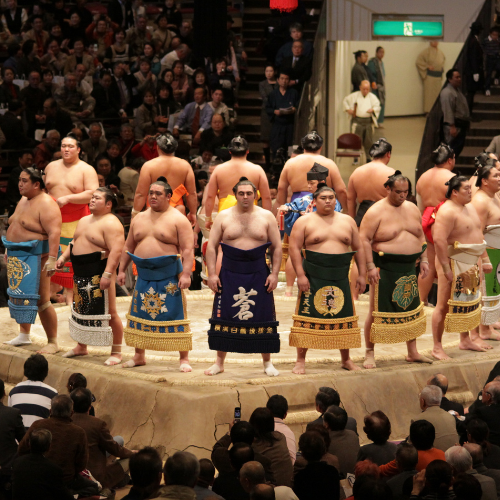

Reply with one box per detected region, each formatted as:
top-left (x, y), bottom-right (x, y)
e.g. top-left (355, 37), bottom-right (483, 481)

top-left (237, 0), bottom-right (323, 167)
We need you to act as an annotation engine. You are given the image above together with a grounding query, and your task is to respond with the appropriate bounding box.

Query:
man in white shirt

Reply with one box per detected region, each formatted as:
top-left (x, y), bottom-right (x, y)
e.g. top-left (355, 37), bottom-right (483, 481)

top-left (343, 79), bottom-right (381, 158)
top-left (266, 395), bottom-right (296, 463)
top-left (160, 44), bottom-right (194, 75)
top-left (208, 87), bottom-right (231, 127)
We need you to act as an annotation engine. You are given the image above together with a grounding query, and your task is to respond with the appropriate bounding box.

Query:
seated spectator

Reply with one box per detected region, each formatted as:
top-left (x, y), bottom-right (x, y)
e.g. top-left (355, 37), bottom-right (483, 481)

top-left (275, 23), bottom-right (314, 67)
top-left (156, 81), bottom-right (178, 123)
top-left (82, 122), bottom-right (108, 165)
top-left (17, 40), bottom-right (42, 79)
top-left (119, 123), bottom-right (140, 162)
top-left (152, 14), bottom-right (176, 56)
top-left (178, 19), bottom-right (194, 47)
top-left (173, 87), bottom-right (213, 146)
top-left (126, 15), bottom-right (152, 58)
top-left (414, 385), bottom-right (458, 452)
top-left (111, 61), bottom-right (138, 116)
top-left (192, 149), bottom-right (215, 173)
top-left (153, 451), bottom-right (200, 500)
top-left (62, 12), bottom-right (86, 47)
top-left (294, 431), bottom-right (340, 500)
top-left (352, 475), bottom-right (393, 500)
top-left (0, 100), bottom-right (35, 149)
top-left (0, 67), bottom-right (20, 106)
top-left (134, 57), bottom-right (158, 104)
top-left (67, 373), bottom-right (95, 416)
top-left (8, 353), bottom-right (57, 428)
top-left (95, 154), bottom-right (122, 195)
top-left (39, 69), bottom-right (59, 99)
top-left (135, 90), bottom-right (158, 140)
top-left (40, 39), bottom-right (67, 75)
top-left (195, 458), bottom-right (224, 500)
top-left (467, 419), bottom-right (500, 470)
top-left (464, 443), bottom-right (500, 497)
top-left (408, 460), bottom-right (453, 500)
top-left (131, 125), bottom-right (159, 160)
top-left (209, 58), bottom-right (236, 107)
top-left (104, 28), bottom-right (135, 69)
top-left (22, 15), bottom-right (49, 55)
top-left (49, 23), bottom-right (66, 47)
top-left (386, 443), bottom-right (418, 500)
top-left (279, 40), bottom-right (312, 94)
top-left (323, 405), bottom-right (359, 476)
top-left (161, 68), bottom-right (175, 86)
top-left (20, 70), bottom-right (44, 137)
top-left (213, 443), bottom-right (254, 500)
top-left (12, 428), bottom-right (74, 500)
top-left (2, 43), bottom-right (21, 76)
top-left (163, 0), bottom-right (183, 30)
top-left (63, 39), bottom-right (95, 76)
top-left (75, 63), bottom-right (93, 96)
top-left (33, 129), bottom-right (60, 170)
top-left (446, 446), bottom-right (496, 500)
top-left (171, 60), bottom-right (189, 104)
top-left (208, 87), bottom-right (232, 125)
top-left (38, 97), bottom-right (74, 139)
top-left (250, 407), bottom-right (293, 487)
top-left (85, 15), bottom-right (118, 60)
top-left (6, 150), bottom-right (33, 210)
top-left (239, 461), bottom-right (267, 496)
top-left (453, 472), bottom-right (483, 500)
top-left (357, 411), bottom-right (397, 465)
top-left (141, 42), bottom-right (161, 76)
top-left (91, 69), bottom-right (126, 121)
top-left (199, 114), bottom-right (232, 154)
top-left (107, 138), bottom-right (125, 172)
top-left (427, 373), bottom-right (465, 416)
top-left (160, 43), bottom-right (190, 72)
top-left (18, 395), bottom-right (97, 497)
top-left (54, 72), bottom-right (96, 122)
top-left (266, 395), bottom-right (296, 464)
top-left (186, 68), bottom-right (211, 103)
top-left (70, 387), bottom-right (134, 490)
top-left (122, 446), bottom-right (163, 500)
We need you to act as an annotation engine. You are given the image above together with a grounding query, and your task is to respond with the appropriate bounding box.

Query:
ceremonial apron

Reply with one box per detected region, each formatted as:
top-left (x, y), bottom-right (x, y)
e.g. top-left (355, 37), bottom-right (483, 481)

top-left (482, 225), bottom-right (500, 325)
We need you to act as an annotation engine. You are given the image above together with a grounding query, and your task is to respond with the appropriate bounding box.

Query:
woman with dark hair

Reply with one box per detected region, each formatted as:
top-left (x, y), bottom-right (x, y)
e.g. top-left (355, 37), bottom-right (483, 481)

top-left (103, 28), bottom-right (134, 68)
top-left (294, 423), bottom-right (340, 473)
top-left (0, 67), bottom-right (20, 106)
top-left (186, 68), bottom-right (210, 103)
top-left (138, 42), bottom-right (161, 76)
top-left (163, 0), bottom-right (183, 30)
top-left (67, 372), bottom-right (95, 416)
top-left (133, 57), bottom-right (157, 104)
top-left (106, 139), bottom-right (124, 173)
top-left (135, 90), bottom-right (158, 140)
top-left (17, 39), bottom-right (42, 77)
top-left (62, 11), bottom-right (86, 47)
top-left (409, 460), bottom-right (454, 499)
top-left (171, 60), bottom-right (189, 104)
top-left (153, 14), bottom-right (175, 55)
top-left (209, 58), bottom-right (236, 107)
top-left (250, 407), bottom-right (293, 487)
top-left (156, 81), bottom-right (178, 126)
top-left (161, 68), bottom-right (174, 85)
top-left (357, 411), bottom-right (397, 465)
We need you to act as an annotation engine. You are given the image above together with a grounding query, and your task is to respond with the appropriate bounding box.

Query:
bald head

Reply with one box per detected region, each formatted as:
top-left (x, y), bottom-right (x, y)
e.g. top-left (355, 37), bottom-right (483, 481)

top-left (427, 374), bottom-right (448, 395)
top-left (240, 461), bottom-right (266, 493)
top-left (250, 484), bottom-right (275, 500)
top-left (463, 443), bottom-right (483, 465)
top-left (360, 80), bottom-right (371, 96)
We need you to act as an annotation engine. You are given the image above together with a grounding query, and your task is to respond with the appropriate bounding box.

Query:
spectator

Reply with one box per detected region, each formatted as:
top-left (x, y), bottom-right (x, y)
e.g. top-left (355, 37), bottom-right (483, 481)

top-left (108, 0), bottom-right (135, 31)
top-left (17, 41), bottom-right (42, 79)
top-left (2, 42), bottom-right (21, 76)
top-left (266, 71), bottom-right (299, 156)
top-left (20, 70), bottom-right (45, 136)
top-left (367, 46), bottom-right (386, 124)
top-left (173, 87), bottom-right (213, 146)
top-left (316, 387), bottom-right (358, 433)
top-left (152, 14), bottom-right (175, 55)
top-left (464, 443), bottom-right (500, 497)
top-left (119, 122), bottom-right (139, 161)
top-left (39, 97), bottom-right (74, 139)
top-left (266, 395), bottom-right (296, 464)
top-left (408, 460), bottom-right (454, 500)
top-left (446, 446), bottom-right (496, 500)
top-left (134, 57), bottom-right (158, 103)
top-left (111, 61), bottom-right (138, 116)
top-left (70, 387), bottom-right (134, 490)
top-left (152, 451), bottom-right (200, 500)
top-left (163, 0), bottom-right (183, 29)
top-left (192, 149), bottom-right (215, 173)
top-left (186, 68), bottom-right (211, 103)
top-left (104, 28), bottom-right (135, 69)
top-left (1, 0), bottom-right (27, 36)
top-left (85, 15), bottom-right (119, 59)
top-left (107, 138), bottom-right (125, 172)
top-left (386, 443), bottom-right (418, 500)
top-left (259, 65), bottom-right (277, 170)
top-left (131, 125), bottom-right (159, 160)
top-left (178, 19), bottom-right (194, 47)
top-left (162, 68), bottom-right (175, 85)
top-left (95, 153), bottom-right (122, 194)
top-left (427, 374), bottom-right (465, 416)
top-left (0, 100), bottom-right (35, 150)
top-left (213, 442), bottom-right (254, 500)
top-left (40, 39), bottom-right (67, 75)
top-left (67, 373), bottom-right (96, 417)
top-left (275, 23), bottom-right (313, 67)
top-left (82, 122), bottom-right (108, 164)
top-left (156, 81), bottom-right (178, 123)
top-left (141, 42), bottom-right (162, 76)
top-left (352, 476), bottom-right (392, 500)
top-left (250, 407), bottom-right (293, 487)
top-left (209, 58), bottom-right (236, 108)
top-left (22, 16), bottom-right (49, 54)
top-left (465, 21), bottom-right (484, 113)
top-left (357, 411), bottom-right (397, 465)
top-left (75, 63), bottom-right (93, 96)
top-left (295, 423), bottom-right (340, 473)
top-left (62, 12), bottom-right (86, 47)
top-left (92, 69), bottom-right (126, 122)
top-left (33, 129), bottom-right (61, 170)
top-left (54, 72), bottom-right (96, 122)
top-left (239, 461), bottom-right (267, 497)
top-left (18, 395), bottom-right (97, 496)
top-left (453, 473), bottom-right (483, 500)
top-left (122, 446), bottom-right (162, 500)
top-left (350, 50), bottom-right (370, 92)
top-left (208, 87), bottom-right (232, 125)
top-left (49, 22), bottom-right (66, 46)
top-left (135, 90), bottom-right (158, 139)
top-left (72, 0), bottom-right (93, 28)
top-left (279, 40), bottom-right (312, 94)
top-left (467, 419), bottom-right (500, 470)
top-left (8, 354), bottom-right (57, 428)
top-left (294, 431), bottom-right (340, 500)
top-left (195, 458), bottom-right (224, 500)
top-left (6, 150), bottom-right (33, 209)
top-left (39, 69), bottom-right (59, 99)
top-left (160, 43), bottom-right (190, 72)
top-left (0, 67), bottom-right (19, 106)
top-left (171, 60), bottom-right (189, 103)
top-left (12, 428), bottom-right (74, 500)
top-left (126, 15), bottom-right (152, 58)
top-left (63, 39), bottom-right (95, 76)
top-left (323, 405), bottom-right (359, 476)
top-left (465, 382), bottom-right (500, 447)
top-left (199, 114), bottom-right (232, 155)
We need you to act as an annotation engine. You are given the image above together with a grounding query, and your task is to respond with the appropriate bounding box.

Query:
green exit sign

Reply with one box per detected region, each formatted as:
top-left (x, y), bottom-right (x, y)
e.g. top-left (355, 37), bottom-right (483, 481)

top-left (373, 20), bottom-right (443, 38)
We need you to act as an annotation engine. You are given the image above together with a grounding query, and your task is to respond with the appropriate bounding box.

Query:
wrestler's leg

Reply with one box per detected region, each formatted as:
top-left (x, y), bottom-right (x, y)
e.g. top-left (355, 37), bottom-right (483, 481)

top-left (432, 260), bottom-right (452, 360)
top-left (262, 353), bottom-right (279, 377)
top-left (37, 256), bottom-right (59, 354)
top-left (363, 285), bottom-right (376, 369)
top-left (205, 351), bottom-right (226, 375)
top-left (341, 349), bottom-right (360, 371)
top-left (122, 348), bottom-right (146, 368)
top-left (285, 257), bottom-right (296, 296)
top-left (418, 242), bottom-right (436, 305)
top-left (105, 276), bottom-right (123, 365)
top-left (405, 339), bottom-right (433, 364)
top-left (292, 347), bottom-right (307, 374)
top-left (5, 323), bottom-right (32, 345)
top-left (471, 324), bottom-right (496, 347)
top-left (179, 351), bottom-right (192, 372)
top-left (459, 331), bottom-right (488, 352)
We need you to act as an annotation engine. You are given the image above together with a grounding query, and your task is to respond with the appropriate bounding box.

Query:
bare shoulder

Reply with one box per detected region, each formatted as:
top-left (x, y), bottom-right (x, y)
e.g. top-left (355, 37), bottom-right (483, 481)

top-left (39, 192), bottom-right (59, 209)
top-left (366, 198), bottom-right (385, 216)
top-left (337, 212), bottom-right (356, 226)
top-left (78, 160), bottom-right (95, 172)
top-left (44, 159), bottom-right (63, 172)
top-left (436, 200), bottom-right (457, 220)
top-left (104, 213), bottom-right (125, 231)
top-left (404, 201), bottom-right (422, 217)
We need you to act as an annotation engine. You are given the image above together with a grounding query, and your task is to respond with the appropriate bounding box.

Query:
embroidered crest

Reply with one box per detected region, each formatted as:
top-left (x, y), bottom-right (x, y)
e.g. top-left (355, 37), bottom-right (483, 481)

top-left (314, 286), bottom-right (345, 316)
top-left (392, 275), bottom-right (418, 310)
top-left (141, 287), bottom-right (168, 319)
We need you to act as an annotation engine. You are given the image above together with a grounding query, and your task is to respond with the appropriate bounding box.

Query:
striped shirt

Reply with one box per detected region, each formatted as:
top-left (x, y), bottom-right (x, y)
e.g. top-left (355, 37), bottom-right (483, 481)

top-left (8, 380), bottom-right (58, 428)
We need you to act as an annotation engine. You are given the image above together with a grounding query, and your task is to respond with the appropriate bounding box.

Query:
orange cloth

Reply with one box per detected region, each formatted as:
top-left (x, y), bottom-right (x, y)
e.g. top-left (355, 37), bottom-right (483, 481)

top-left (379, 447), bottom-right (446, 477)
top-left (169, 184), bottom-right (188, 207)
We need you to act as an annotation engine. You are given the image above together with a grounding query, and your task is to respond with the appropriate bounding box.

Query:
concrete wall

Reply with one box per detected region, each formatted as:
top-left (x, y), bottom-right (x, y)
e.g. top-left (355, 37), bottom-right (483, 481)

top-left (328, 0), bottom-right (486, 43)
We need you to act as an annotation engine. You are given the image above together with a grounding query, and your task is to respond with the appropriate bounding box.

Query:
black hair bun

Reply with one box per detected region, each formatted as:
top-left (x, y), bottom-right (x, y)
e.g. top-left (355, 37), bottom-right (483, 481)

top-left (157, 176), bottom-right (167, 183)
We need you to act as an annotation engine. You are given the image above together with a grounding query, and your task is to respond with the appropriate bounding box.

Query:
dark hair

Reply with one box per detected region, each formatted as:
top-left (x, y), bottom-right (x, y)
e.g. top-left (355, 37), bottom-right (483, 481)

top-left (44, 97), bottom-right (57, 109)
top-left (156, 133), bottom-right (178, 154)
top-left (131, 157), bottom-right (147, 171)
top-left (50, 394), bottom-right (73, 418)
top-left (0, 379), bottom-right (4, 398)
top-left (198, 458), bottom-right (216, 484)
top-left (156, 80), bottom-right (173, 98)
top-left (22, 39), bottom-right (36, 57)
top-left (313, 182), bottom-right (335, 200)
top-left (99, 68), bottom-right (113, 80)
top-left (446, 68), bottom-right (459, 81)
top-left (42, 68), bottom-right (53, 78)
top-left (64, 132), bottom-right (81, 149)
top-left (24, 166), bottom-right (46, 190)
top-left (363, 411), bottom-right (391, 444)
top-left (376, 46), bottom-right (383, 53)
top-left (425, 460), bottom-right (453, 495)
top-left (476, 159), bottom-right (498, 188)
top-left (467, 418), bottom-right (492, 459)
top-left (70, 387), bottom-right (92, 413)
top-left (323, 405), bottom-right (348, 431)
top-left (95, 186), bottom-right (118, 209)
top-left (67, 372), bottom-right (87, 391)
top-left (384, 170), bottom-right (409, 189)
top-left (95, 153), bottom-right (111, 169)
top-left (307, 423), bottom-right (331, 449)
top-left (164, 451), bottom-right (200, 488)
top-left (354, 50), bottom-right (367, 60)
top-left (277, 70), bottom-right (290, 79)
top-left (30, 428), bottom-right (52, 454)
top-left (353, 476), bottom-right (393, 500)
top-left (266, 395), bottom-right (288, 419)
top-left (409, 420), bottom-right (435, 450)
top-left (250, 408), bottom-right (276, 445)
top-left (150, 175), bottom-right (173, 196)
top-left (315, 392), bottom-right (333, 413)
top-left (474, 151), bottom-right (492, 170)
top-left (289, 22), bottom-right (303, 32)
top-left (301, 131), bottom-right (323, 151)
top-left (7, 42), bottom-right (20, 57)
top-left (369, 138), bottom-right (392, 159)
top-left (431, 143), bottom-right (454, 165)
top-left (319, 387), bottom-right (341, 406)
top-left (229, 442), bottom-right (254, 471)
top-left (129, 447), bottom-right (163, 488)
top-left (8, 99), bottom-right (23, 113)
top-left (395, 442), bottom-right (418, 471)
top-left (445, 175), bottom-right (468, 199)
top-left (114, 28), bottom-right (126, 41)
top-left (453, 472), bottom-right (482, 500)
top-left (233, 176), bottom-right (257, 195)
top-left (230, 421), bottom-right (256, 445)
top-left (24, 353), bottom-right (49, 381)
top-left (299, 431), bottom-right (326, 462)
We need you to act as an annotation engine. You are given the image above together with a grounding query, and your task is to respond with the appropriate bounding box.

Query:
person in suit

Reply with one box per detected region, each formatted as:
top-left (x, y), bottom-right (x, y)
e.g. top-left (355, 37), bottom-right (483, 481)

top-left (111, 61), bottom-right (139, 116)
top-left (91, 69), bottom-right (126, 122)
top-left (38, 98), bottom-right (74, 140)
top-left (464, 443), bottom-right (500, 498)
top-left (275, 23), bottom-right (313, 67)
top-left (427, 373), bottom-right (465, 416)
top-left (467, 418), bottom-right (500, 470)
top-left (107, 0), bottom-right (134, 30)
top-left (70, 387), bottom-right (134, 490)
top-left (465, 382), bottom-right (500, 447)
top-left (0, 100), bottom-right (36, 150)
top-left (279, 40), bottom-right (312, 95)
top-left (465, 21), bottom-right (484, 115)
top-left (12, 428), bottom-right (74, 500)
top-left (412, 385), bottom-right (459, 452)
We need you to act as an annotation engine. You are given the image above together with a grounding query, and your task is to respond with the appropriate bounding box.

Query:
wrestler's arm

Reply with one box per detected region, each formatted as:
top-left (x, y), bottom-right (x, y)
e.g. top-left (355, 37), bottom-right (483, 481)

top-left (470, 195), bottom-right (489, 231)
top-left (132, 164), bottom-right (151, 213)
top-left (289, 216), bottom-right (308, 291)
top-left (328, 163), bottom-right (347, 211)
top-left (275, 163), bottom-right (290, 213)
top-left (433, 207), bottom-right (454, 282)
top-left (346, 173), bottom-right (357, 219)
top-left (58, 167), bottom-right (98, 206)
top-left (177, 215), bottom-right (194, 289)
top-left (350, 217), bottom-right (366, 294)
top-left (40, 199), bottom-right (63, 275)
top-left (117, 217), bottom-right (138, 285)
top-left (204, 170), bottom-right (218, 225)
top-left (265, 211), bottom-right (282, 292)
top-left (258, 169), bottom-right (273, 212)
top-left (206, 213), bottom-right (224, 292)
top-left (101, 218), bottom-right (125, 290)
top-left (184, 165), bottom-right (197, 225)
top-left (468, 203), bottom-right (491, 271)
top-left (359, 207), bottom-right (381, 285)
